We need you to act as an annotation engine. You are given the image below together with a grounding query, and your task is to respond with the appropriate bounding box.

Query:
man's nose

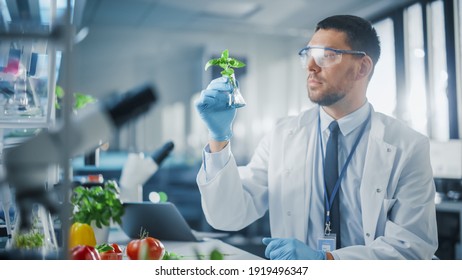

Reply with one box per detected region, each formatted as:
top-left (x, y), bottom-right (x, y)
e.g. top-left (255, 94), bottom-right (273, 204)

top-left (307, 57), bottom-right (320, 72)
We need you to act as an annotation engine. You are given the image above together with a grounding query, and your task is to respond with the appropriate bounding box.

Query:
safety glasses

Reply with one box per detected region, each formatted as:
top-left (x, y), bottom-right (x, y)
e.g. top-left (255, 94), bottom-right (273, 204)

top-left (298, 46), bottom-right (366, 68)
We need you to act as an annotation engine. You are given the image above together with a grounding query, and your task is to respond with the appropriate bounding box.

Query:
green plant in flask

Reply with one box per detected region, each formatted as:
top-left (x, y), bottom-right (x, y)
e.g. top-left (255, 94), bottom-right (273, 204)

top-left (205, 49), bottom-right (246, 108)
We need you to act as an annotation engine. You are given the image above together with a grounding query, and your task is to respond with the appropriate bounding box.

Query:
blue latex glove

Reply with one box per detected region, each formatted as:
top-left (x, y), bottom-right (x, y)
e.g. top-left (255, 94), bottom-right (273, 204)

top-left (195, 77), bottom-right (237, 141)
top-left (262, 237), bottom-right (326, 260)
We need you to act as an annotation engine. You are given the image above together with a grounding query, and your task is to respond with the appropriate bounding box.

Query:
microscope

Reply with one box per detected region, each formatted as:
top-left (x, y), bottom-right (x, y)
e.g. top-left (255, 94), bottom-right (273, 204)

top-left (119, 140), bottom-right (174, 202)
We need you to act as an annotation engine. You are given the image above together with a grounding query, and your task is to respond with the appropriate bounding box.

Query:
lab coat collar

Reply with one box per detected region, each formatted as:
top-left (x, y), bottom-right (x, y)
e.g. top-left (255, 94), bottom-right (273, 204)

top-left (319, 101), bottom-right (371, 136)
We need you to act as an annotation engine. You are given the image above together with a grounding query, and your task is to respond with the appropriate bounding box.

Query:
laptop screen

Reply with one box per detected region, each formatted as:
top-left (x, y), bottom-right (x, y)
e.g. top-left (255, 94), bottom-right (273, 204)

top-left (120, 202), bottom-right (199, 241)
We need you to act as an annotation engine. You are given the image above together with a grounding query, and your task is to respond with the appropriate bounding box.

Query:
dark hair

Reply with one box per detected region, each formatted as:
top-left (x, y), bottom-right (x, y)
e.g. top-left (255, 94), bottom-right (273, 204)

top-left (316, 15), bottom-right (381, 67)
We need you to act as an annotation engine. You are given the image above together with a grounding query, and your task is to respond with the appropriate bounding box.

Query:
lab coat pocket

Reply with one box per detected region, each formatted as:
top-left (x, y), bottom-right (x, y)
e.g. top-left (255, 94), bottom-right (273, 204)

top-left (383, 198), bottom-right (397, 214)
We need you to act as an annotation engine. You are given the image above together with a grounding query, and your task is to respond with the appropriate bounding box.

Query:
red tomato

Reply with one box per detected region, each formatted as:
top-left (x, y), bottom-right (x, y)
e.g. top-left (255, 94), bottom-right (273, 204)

top-left (126, 237), bottom-right (165, 260)
top-left (111, 243), bottom-right (122, 254)
top-left (100, 243), bottom-right (123, 260)
top-left (71, 245), bottom-right (101, 260)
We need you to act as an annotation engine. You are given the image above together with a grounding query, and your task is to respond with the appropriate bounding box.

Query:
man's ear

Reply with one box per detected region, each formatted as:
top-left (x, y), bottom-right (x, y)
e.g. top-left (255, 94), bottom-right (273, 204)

top-left (356, 56), bottom-right (373, 80)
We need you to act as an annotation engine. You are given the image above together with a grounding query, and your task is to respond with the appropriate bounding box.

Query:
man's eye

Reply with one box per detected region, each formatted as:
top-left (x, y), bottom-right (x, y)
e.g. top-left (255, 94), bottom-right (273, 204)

top-left (324, 51), bottom-right (337, 58)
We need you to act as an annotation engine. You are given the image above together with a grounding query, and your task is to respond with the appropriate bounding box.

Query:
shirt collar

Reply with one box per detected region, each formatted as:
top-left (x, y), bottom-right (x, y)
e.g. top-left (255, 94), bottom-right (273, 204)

top-left (319, 101), bottom-right (371, 136)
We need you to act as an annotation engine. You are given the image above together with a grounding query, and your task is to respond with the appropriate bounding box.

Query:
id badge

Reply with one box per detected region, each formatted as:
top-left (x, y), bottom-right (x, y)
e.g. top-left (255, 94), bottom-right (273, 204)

top-left (317, 234), bottom-right (337, 252)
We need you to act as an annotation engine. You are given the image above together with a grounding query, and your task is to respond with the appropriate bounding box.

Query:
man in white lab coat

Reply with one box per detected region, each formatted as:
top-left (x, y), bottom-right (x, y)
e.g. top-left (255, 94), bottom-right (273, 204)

top-left (195, 15), bottom-right (438, 260)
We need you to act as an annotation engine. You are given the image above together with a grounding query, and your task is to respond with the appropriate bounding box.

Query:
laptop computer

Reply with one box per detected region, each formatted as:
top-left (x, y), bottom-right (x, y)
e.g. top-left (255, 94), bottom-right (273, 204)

top-left (120, 202), bottom-right (227, 242)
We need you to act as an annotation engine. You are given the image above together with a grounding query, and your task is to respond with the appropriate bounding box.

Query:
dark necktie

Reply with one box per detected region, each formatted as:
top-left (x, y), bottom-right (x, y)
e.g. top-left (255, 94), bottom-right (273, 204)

top-left (324, 120), bottom-right (341, 248)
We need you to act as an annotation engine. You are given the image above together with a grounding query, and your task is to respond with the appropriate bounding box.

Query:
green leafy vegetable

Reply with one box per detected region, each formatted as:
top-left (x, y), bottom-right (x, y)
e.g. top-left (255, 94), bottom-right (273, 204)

top-left (13, 230), bottom-right (44, 249)
top-left (74, 93), bottom-right (96, 110)
top-left (55, 85), bottom-right (96, 110)
top-left (205, 49), bottom-right (246, 87)
top-left (193, 247), bottom-right (225, 260)
top-left (95, 243), bottom-right (114, 253)
top-left (71, 180), bottom-right (124, 228)
top-left (162, 251), bottom-right (183, 260)
top-left (210, 248), bottom-right (224, 260)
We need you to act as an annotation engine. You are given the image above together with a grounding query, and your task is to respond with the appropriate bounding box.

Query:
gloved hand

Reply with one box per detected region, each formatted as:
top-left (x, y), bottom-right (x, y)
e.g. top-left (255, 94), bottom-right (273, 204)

top-left (262, 237), bottom-right (326, 260)
top-left (195, 77), bottom-right (236, 141)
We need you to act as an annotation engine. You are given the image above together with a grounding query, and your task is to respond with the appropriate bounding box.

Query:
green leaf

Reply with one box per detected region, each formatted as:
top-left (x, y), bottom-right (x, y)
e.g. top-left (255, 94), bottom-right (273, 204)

top-left (55, 85), bottom-right (64, 98)
top-left (74, 93), bottom-right (96, 110)
top-left (210, 248), bottom-right (224, 260)
top-left (204, 58), bottom-right (220, 71)
top-left (96, 243), bottom-right (114, 253)
top-left (229, 58), bottom-right (246, 68)
top-left (221, 49), bottom-right (229, 60)
top-left (162, 251), bottom-right (182, 260)
top-left (55, 86), bottom-right (64, 109)
top-left (227, 59), bottom-right (236, 67)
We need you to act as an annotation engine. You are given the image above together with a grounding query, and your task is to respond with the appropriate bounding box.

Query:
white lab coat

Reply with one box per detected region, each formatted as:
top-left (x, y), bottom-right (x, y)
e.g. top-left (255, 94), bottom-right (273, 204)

top-left (197, 106), bottom-right (438, 259)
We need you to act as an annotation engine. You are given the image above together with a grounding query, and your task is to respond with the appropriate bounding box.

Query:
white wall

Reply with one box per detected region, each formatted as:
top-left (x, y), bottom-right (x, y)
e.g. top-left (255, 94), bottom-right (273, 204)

top-left (71, 26), bottom-right (312, 162)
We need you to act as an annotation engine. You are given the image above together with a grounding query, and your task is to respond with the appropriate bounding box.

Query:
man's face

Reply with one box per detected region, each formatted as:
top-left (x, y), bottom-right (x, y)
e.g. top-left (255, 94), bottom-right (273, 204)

top-left (305, 29), bottom-right (360, 106)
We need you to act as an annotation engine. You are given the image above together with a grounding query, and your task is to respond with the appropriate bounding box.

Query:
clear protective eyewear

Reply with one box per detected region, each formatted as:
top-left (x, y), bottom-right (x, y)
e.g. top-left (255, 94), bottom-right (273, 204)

top-left (298, 46), bottom-right (366, 68)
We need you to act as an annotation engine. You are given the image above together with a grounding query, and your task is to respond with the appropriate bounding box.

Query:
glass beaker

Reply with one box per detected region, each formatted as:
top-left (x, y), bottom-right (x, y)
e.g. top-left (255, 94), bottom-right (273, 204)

top-left (228, 73), bottom-right (246, 108)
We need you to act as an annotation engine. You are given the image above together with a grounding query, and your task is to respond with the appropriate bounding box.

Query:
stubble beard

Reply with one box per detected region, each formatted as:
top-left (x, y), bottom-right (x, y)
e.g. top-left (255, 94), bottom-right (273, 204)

top-left (308, 87), bottom-right (346, 106)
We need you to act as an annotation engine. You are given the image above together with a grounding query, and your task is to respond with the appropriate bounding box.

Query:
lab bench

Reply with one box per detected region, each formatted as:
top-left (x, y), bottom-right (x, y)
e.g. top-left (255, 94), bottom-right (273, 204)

top-left (108, 226), bottom-right (264, 260)
top-left (3, 202), bottom-right (460, 259)
top-left (0, 226), bottom-right (264, 260)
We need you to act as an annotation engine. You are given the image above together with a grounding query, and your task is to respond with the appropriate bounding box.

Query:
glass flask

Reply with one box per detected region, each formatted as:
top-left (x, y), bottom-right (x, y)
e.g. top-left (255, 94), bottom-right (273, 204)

top-left (228, 73), bottom-right (246, 108)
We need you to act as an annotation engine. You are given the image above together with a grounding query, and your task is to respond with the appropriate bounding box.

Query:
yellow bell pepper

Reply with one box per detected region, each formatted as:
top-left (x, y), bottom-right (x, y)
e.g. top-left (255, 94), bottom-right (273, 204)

top-left (69, 222), bottom-right (97, 249)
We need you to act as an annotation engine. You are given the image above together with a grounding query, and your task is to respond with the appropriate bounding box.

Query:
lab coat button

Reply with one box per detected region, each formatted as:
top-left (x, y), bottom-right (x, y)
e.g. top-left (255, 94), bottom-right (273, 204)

top-left (376, 188), bottom-right (382, 193)
top-left (366, 233), bottom-right (370, 237)
top-left (387, 148), bottom-right (392, 152)
top-left (287, 211), bottom-right (291, 216)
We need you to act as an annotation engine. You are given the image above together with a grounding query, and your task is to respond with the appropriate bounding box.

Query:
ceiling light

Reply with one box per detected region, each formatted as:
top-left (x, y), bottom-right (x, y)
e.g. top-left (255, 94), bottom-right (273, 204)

top-left (201, 2), bottom-right (260, 19)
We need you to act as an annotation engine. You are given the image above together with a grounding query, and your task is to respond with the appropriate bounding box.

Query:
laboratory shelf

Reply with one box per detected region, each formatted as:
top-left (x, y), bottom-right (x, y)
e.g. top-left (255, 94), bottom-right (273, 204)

top-left (0, 0), bottom-right (81, 259)
top-left (0, 120), bottom-right (51, 129)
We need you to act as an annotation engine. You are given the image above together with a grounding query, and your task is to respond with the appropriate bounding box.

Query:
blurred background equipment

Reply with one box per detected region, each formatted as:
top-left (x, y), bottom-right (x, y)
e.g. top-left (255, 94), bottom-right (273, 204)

top-left (3, 84), bottom-right (157, 231)
top-left (430, 140), bottom-right (462, 260)
top-left (119, 140), bottom-right (174, 202)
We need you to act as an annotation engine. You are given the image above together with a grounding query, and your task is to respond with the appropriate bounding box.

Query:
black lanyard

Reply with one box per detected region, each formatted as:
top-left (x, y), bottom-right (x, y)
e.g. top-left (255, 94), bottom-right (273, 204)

top-left (317, 110), bottom-right (371, 235)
